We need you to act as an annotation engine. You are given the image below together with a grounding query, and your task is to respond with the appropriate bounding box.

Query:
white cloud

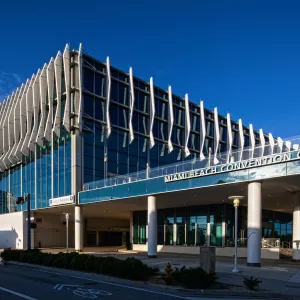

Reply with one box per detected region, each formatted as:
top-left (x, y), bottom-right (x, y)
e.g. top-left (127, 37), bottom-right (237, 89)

top-left (0, 72), bottom-right (23, 102)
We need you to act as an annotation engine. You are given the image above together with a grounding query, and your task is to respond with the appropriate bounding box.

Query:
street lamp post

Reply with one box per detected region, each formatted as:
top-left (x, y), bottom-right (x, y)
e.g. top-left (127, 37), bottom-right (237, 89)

top-left (228, 196), bottom-right (245, 273)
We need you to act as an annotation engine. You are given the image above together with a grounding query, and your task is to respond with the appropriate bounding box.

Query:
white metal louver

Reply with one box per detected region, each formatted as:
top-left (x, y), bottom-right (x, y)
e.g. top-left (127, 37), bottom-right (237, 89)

top-left (226, 113), bottom-right (233, 163)
top-left (53, 51), bottom-right (63, 137)
top-left (199, 100), bottom-right (206, 161)
top-left (105, 56), bottom-right (112, 138)
top-left (213, 107), bottom-right (220, 164)
top-left (167, 86), bottom-right (174, 153)
top-left (128, 67), bottom-right (135, 144)
top-left (149, 77), bottom-right (155, 149)
top-left (63, 44), bottom-right (71, 132)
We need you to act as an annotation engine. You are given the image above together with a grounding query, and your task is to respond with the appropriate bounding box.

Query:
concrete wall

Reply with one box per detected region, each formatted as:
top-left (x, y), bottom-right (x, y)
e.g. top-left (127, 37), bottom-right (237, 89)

top-left (0, 211), bottom-right (26, 249)
top-left (86, 218), bottom-right (129, 246)
top-left (86, 218), bottom-right (129, 232)
top-left (34, 213), bottom-right (75, 248)
top-left (132, 245), bottom-right (280, 260)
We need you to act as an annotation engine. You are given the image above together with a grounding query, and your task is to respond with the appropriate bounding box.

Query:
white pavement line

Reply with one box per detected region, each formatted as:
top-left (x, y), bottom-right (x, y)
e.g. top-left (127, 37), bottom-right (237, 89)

top-left (0, 287), bottom-right (37, 300)
top-left (11, 265), bottom-right (189, 299)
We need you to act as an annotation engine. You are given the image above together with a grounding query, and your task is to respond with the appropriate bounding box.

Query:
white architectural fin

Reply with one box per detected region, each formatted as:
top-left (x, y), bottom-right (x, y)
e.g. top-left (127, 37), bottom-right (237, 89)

top-left (63, 43), bottom-right (71, 132)
top-left (259, 128), bottom-right (265, 157)
top-left (53, 51), bottom-right (63, 137)
top-left (21, 74), bottom-right (35, 156)
top-left (105, 56), bottom-right (112, 138)
top-left (36, 64), bottom-right (48, 147)
top-left (238, 119), bottom-right (244, 161)
top-left (44, 58), bottom-right (55, 141)
top-left (149, 77), bottom-right (155, 148)
top-left (199, 100), bottom-right (206, 161)
top-left (28, 69), bottom-right (41, 151)
top-left (269, 133), bottom-right (275, 155)
top-left (78, 43), bottom-right (83, 131)
top-left (167, 86), bottom-right (174, 153)
top-left (249, 124), bottom-right (255, 159)
top-left (213, 107), bottom-right (220, 164)
top-left (277, 137), bottom-right (283, 153)
top-left (129, 67), bottom-right (135, 144)
top-left (285, 141), bottom-right (291, 151)
top-left (226, 113), bottom-right (233, 163)
top-left (184, 93), bottom-right (191, 157)
top-left (15, 79), bottom-right (30, 160)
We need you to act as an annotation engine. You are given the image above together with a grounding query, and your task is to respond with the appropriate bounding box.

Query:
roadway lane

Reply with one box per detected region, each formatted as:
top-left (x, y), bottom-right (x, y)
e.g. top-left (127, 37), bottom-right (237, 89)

top-left (0, 264), bottom-right (188, 300)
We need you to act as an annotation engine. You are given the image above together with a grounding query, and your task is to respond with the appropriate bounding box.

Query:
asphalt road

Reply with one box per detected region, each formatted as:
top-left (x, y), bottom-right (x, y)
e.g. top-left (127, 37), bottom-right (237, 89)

top-left (0, 264), bottom-right (260, 300)
top-left (0, 264), bottom-right (185, 300)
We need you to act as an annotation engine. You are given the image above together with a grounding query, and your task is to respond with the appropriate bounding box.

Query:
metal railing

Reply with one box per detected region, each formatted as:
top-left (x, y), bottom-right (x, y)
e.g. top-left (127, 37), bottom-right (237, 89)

top-left (226, 238), bottom-right (281, 248)
top-left (83, 136), bottom-right (300, 191)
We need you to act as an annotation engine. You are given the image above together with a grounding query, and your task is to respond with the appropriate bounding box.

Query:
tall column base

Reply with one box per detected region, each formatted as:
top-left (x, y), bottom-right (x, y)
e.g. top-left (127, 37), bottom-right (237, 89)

top-left (75, 205), bottom-right (83, 252)
top-left (147, 196), bottom-right (157, 258)
top-left (292, 193), bottom-right (300, 261)
top-left (247, 182), bottom-right (262, 267)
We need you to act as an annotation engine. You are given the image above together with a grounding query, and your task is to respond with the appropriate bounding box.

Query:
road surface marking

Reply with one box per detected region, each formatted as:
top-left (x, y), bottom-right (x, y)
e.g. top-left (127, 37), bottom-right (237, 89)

top-left (11, 265), bottom-right (189, 299)
top-left (0, 286), bottom-right (37, 300)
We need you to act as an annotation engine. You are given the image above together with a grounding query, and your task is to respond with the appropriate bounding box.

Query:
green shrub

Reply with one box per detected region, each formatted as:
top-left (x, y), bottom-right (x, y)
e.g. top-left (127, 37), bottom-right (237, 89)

top-left (118, 257), bottom-right (152, 280)
top-left (63, 252), bottom-right (79, 269)
top-left (70, 254), bottom-right (89, 270)
top-left (173, 266), bottom-right (216, 289)
top-left (100, 257), bottom-right (120, 276)
top-left (243, 276), bottom-right (261, 291)
top-left (0, 250), bottom-right (156, 282)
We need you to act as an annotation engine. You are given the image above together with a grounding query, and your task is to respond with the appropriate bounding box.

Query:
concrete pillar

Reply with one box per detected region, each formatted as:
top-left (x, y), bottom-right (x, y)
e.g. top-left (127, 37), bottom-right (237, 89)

top-left (247, 182), bottom-right (262, 267)
top-left (75, 205), bottom-right (83, 251)
top-left (173, 223), bottom-right (177, 246)
top-left (292, 193), bottom-right (300, 261)
top-left (147, 196), bottom-right (157, 258)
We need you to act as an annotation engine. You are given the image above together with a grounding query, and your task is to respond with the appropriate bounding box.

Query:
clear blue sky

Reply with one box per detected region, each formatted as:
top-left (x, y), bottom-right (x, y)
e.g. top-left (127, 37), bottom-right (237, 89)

top-left (0, 0), bottom-right (299, 138)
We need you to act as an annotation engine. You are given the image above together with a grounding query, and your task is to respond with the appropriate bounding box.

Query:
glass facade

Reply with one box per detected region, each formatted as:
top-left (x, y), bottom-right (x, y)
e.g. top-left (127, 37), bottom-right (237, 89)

top-left (133, 204), bottom-right (293, 246)
top-left (0, 127), bottom-right (71, 214)
top-left (80, 53), bottom-right (264, 185)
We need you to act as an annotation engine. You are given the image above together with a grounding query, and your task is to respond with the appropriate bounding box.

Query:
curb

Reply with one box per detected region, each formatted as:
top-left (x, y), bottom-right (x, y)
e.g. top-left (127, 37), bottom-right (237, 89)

top-left (7, 261), bottom-right (293, 299)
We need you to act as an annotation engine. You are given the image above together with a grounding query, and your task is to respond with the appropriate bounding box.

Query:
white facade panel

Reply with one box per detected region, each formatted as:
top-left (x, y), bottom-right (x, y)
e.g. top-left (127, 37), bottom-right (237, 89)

top-left (269, 133), bottom-right (275, 155)
top-left (77, 43), bottom-right (83, 131)
top-left (28, 69), bottom-right (41, 151)
top-left (129, 67), bottom-right (135, 144)
top-left (238, 119), bottom-right (244, 161)
top-left (226, 113), bottom-right (233, 163)
top-left (149, 77), bottom-right (155, 149)
top-left (213, 107), bottom-right (220, 164)
top-left (14, 80), bottom-right (30, 160)
top-left (53, 51), bottom-right (63, 137)
top-left (105, 56), bottom-right (112, 138)
top-left (167, 86), bottom-right (174, 153)
top-left (63, 44), bottom-right (71, 132)
top-left (184, 94), bottom-right (191, 157)
top-left (36, 64), bottom-right (47, 147)
top-left (249, 124), bottom-right (255, 159)
top-left (21, 75), bottom-right (35, 156)
top-left (199, 100), bottom-right (206, 161)
top-left (259, 128), bottom-right (265, 157)
top-left (44, 58), bottom-right (55, 141)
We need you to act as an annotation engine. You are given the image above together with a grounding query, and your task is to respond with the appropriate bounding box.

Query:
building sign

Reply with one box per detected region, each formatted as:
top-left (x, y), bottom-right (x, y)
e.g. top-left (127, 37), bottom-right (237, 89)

top-left (164, 151), bottom-right (300, 183)
top-left (49, 195), bottom-right (75, 207)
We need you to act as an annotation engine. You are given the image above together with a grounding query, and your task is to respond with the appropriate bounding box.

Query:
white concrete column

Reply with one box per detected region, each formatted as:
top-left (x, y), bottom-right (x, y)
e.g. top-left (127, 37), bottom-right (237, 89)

top-left (292, 193), bottom-right (300, 261)
top-left (147, 196), bottom-right (157, 258)
top-left (129, 211), bottom-right (133, 246)
top-left (247, 182), bottom-right (262, 267)
top-left (173, 223), bottom-right (177, 246)
top-left (75, 205), bottom-right (83, 252)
